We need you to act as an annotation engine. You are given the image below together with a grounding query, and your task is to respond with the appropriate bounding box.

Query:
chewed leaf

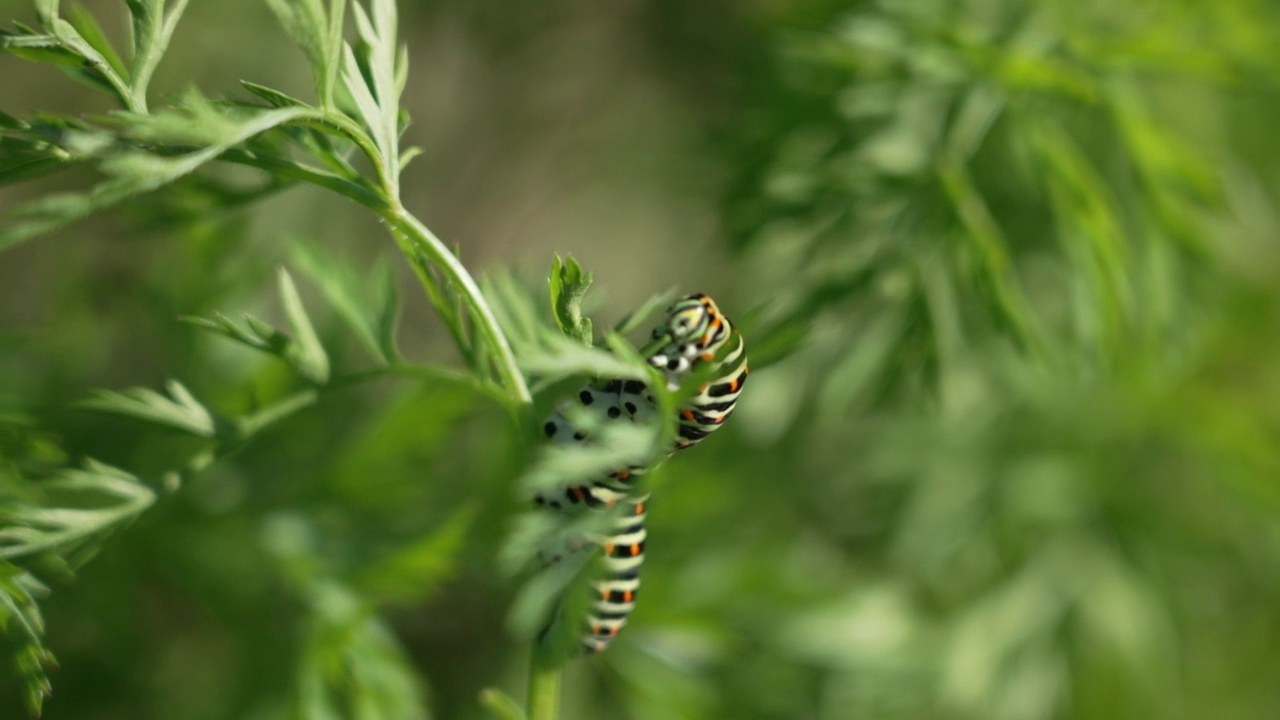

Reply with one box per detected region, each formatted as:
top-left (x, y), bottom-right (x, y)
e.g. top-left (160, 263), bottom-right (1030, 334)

top-left (549, 254), bottom-right (593, 345)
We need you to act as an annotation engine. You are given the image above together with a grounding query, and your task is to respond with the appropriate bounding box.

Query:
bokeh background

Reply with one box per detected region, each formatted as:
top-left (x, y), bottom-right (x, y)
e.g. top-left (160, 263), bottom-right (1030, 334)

top-left (3, 0), bottom-right (1280, 718)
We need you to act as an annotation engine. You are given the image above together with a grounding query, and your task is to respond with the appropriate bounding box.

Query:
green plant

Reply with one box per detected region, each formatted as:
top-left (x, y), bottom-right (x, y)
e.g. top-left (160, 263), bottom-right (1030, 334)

top-left (0, 1), bottom-right (665, 717)
top-left (5, 0), bottom-right (1280, 718)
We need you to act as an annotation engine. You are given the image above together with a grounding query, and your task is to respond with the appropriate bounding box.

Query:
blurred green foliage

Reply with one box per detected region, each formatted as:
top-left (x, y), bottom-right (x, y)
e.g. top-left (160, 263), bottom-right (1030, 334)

top-left (3, 0), bottom-right (1280, 718)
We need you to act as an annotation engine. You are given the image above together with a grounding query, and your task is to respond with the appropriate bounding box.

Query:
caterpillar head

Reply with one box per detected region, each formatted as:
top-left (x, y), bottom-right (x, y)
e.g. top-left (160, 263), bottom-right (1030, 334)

top-left (667, 295), bottom-right (714, 341)
top-left (643, 294), bottom-right (731, 384)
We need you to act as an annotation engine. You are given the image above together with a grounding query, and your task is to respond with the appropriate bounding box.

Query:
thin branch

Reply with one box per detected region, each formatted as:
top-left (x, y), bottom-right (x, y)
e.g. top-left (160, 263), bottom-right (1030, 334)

top-left (527, 644), bottom-right (560, 720)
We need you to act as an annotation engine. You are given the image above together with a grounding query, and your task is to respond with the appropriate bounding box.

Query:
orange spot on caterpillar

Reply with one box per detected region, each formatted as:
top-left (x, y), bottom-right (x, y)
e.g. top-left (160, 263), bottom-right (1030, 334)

top-left (729, 379), bottom-right (739, 392)
top-left (700, 352), bottom-right (714, 361)
top-left (629, 544), bottom-right (640, 556)
top-left (600, 588), bottom-right (610, 599)
top-left (623, 590), bottom-right (633, 602)
top-left (699, 384), bottom-right (709, 393)
top-left (634, 503), bottom-right (645, 515)
top-left (604, 543), bottom-right (615, 555)
top-left (680, 410), bottom-right (695, 421)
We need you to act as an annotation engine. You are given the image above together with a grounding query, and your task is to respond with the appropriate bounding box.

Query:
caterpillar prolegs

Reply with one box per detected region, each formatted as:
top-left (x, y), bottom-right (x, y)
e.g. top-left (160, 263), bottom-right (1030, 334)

top-left (534, 293), bottom-right (748, 654)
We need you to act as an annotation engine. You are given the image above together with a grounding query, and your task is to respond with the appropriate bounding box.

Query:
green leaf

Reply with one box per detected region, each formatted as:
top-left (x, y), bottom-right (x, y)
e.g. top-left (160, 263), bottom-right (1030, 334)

top-left (341, 41), bottom-right (389, 155)
top-left (338, 0), bottom-right (402, 187)
top-left (78, 379), bottom-right (217, 437)
top-left (294, 580), bottom-right (431, 720)
top-left (124, 0), bottom-right (191, 109)
top-left (0, 140), bottom-right (71, 187)
top-left (518, 331), bottom-right (652, 386)
top-left (548, 254), bottom-right (593, 346)
top-left (291, 243), bottom-right (400, 365)
top-left (65, 3), bottom-right (128, 79)
top-left (181, 311), bottom-right (272, 351)
top-left (483, 270), bottom-right (542, 353)
top-left (264, 0), bottom-right (346, 109)
top-left (0, 24), bottom-right (123, 98)
top-left (519, 421), bottom-right (657, 497)
top-left (31, 0), bottom-right (137, 108)
top-left (278, 267), bottom-right (331, 384)
top-left (240, 80), bottom-right (308, 108)
top-left (505, 535), bottom-right (598, 643)
top-left (0, 29), bottom-right (82, 66)
top-left (399, 144), bottom-right (422, 169)
top-left (404, 248), bottom-right (469, 360)
top-left (0, 459), bottom-right (156, 562)
top-left (0, 567), bottom-right (54, 717)
top-left (183, 294), bottom-right (330, 385)
top-left (372, 257), bottom-right (402, 364)
top-left (34, 0), bottom-right (60, 27)
top-left (0, 102), bottom-right (323, 249)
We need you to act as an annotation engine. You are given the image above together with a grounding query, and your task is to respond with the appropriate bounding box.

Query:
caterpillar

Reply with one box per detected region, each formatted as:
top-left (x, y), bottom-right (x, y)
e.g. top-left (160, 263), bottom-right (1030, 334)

top-left (534, 293), bottom-right (748, 654)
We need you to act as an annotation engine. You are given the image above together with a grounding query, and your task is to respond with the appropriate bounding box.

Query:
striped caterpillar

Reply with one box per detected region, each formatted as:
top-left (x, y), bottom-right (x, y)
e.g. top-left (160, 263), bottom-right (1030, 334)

top-left (534, 293), bottom-right (748, 654)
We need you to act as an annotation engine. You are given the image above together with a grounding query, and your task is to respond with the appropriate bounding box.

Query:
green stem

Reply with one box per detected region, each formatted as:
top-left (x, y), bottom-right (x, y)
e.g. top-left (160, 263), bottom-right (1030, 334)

top-left (384, 210), bottom-right (532, 406)
top-left (527, 643), bottom-right (561, 720)
top-left (237, 388), bottom-right (320, 437)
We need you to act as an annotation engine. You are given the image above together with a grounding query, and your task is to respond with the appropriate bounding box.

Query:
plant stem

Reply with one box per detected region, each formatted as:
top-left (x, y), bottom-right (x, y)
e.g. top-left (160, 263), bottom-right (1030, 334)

top-left (385, 209), bottom-right (532, 406)
top-left (527, 643), bottom-right (561, 720)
